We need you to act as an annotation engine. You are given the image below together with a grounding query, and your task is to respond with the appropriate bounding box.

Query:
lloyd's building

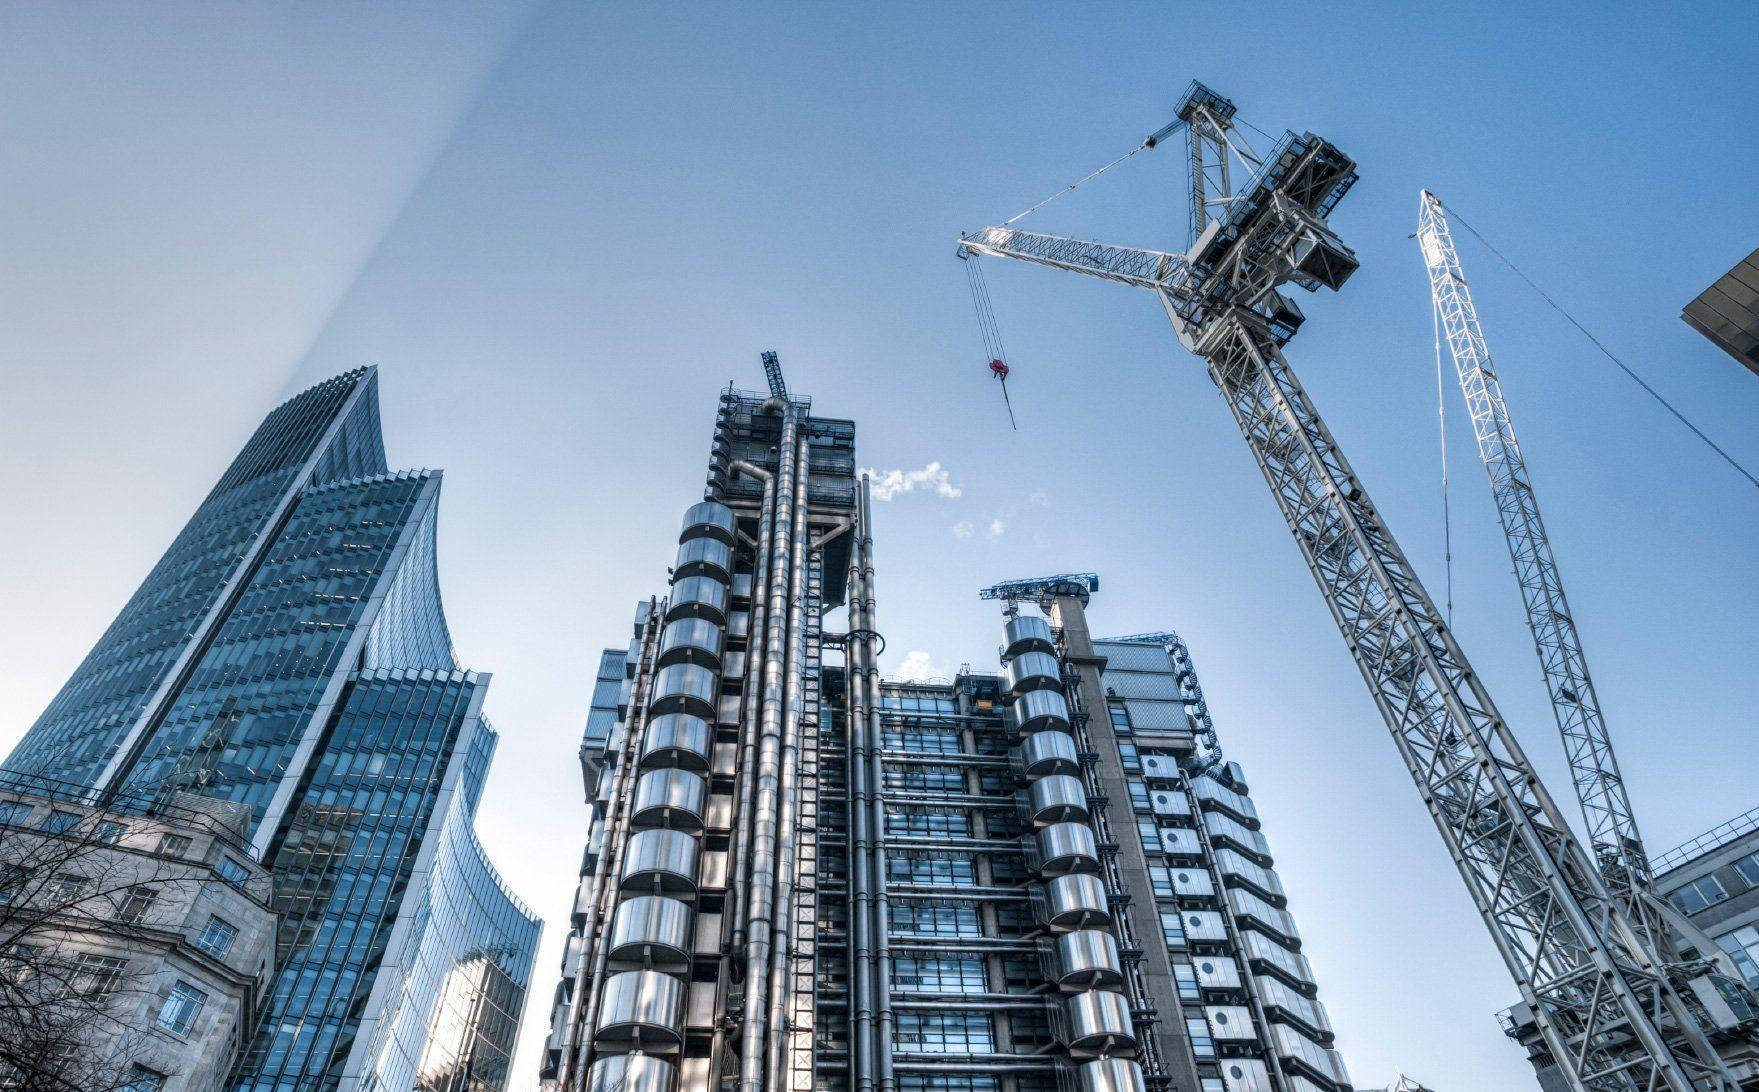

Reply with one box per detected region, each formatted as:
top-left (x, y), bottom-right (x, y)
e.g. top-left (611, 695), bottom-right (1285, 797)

top-left (3, 368), bottom-right (540, 1092)
top-left (541, 362), bottom-right (1354, 1092)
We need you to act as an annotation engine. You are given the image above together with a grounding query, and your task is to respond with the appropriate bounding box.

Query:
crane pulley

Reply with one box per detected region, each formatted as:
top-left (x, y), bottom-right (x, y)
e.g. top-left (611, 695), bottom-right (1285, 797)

top-left (956, 79), bottom-right (1741, 1092)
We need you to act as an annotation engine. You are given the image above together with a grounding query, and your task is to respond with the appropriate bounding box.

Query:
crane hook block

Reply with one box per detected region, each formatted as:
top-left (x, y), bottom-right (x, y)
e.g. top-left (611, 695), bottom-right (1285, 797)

top-left (989, 359), bottom-right (1010, 380)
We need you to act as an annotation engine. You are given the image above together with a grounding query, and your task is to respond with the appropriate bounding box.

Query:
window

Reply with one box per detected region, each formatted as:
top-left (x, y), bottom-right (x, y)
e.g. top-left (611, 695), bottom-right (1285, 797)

top-left (195, 916), bottom-right (238, 960)
top-left (1149, 865), bottom-right (1177, 899)
top-left (894, 1011), bottom-right (994, 1054)
top-left (1137, 818), bottom-right (1163, 853)
top-left (1735, 854), bottom-right (1759, 887)
top-left (1719, 925), bottom-right (1759, 989)
top-left (93, 821), bottom-right (126, 845)
top-left (124, 1067), bottom-right (167, 1092)
top-left (887, 807), bottom-right (973, 838)
top-left (1010, 1010), bottom-right (1055, 1051)
top-left (156, 980), bottom-right (208, 1035)
top-left (116, 887), bottom-right (158, 925)
top-left (1108, 701), bottom-right (1132, 735)
top-left (39, 811), bottom-right (79, 835)
top-left (1201, 1080), bottom-right (1226, 1092)
top-left (892, 956), bottom-right (987, 993)
top-left (44, 873), bottom-right (91, 905)
top-left (0, 801), bottom-right (30, 826)
top-left (888, 853), bottom-right (976, 887)
top-left (899, 1076), bottom-right (997, 1092)
top-left (884, 765), bottom-right (965, 792)
top-left (214, 857), bottom-right (250, 889)
top-left (1186, 1016), bottom-right (1215, 1059)
top-left (1117, 742), bottom-right (1141, 772)
top-left (70, 953), bottom-right (127, 997)
top-left (883, 727), bottom-right (963, 755)
top-left (1669, 875), bottom-right (1730, 915)
top-left (155, 833), bottom-right (192, 858)
top-left (891, 902), bottom-right (981, 938)
top-left (1173, 960), bottom-right (1200, 1000)
top-left (1160, 909), bottom-right (1187, 947)
top-left (0, 866), bottom-right (28, 907)
top-left (1126, 778), bottom-right (1152, 812)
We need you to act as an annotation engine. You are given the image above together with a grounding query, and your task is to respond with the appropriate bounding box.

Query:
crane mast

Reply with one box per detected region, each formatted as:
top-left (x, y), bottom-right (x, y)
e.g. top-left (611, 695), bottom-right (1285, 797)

top-left (957, 81), bottom-right (1737, 1092)
top-left (1414, 193), bottom-right (1664, 949)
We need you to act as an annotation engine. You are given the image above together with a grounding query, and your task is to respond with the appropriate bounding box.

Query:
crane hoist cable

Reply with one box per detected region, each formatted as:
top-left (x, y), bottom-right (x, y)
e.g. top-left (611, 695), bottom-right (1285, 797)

top-left (1439, 197), bottom-right (1759, 492)
top-left (962, 251), bottom-right (1017, 429)
top-left (1431, 274), bottom-right (1454, 628)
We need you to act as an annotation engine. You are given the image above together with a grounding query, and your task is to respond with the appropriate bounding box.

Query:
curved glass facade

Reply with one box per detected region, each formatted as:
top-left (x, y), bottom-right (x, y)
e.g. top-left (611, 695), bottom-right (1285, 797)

top-left (4, 368), bottom-right (385, 789)
top-left (3, 370), bottom-right (538, 1092)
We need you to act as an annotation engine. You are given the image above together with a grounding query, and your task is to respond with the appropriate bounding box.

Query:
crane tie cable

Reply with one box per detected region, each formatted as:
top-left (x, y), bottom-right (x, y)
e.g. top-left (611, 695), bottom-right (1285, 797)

top-left (1431, 289), bottom-right (1454, 627)
top-left (1440, 198), bottom-right (1759, 493)
top-left (1000, 127), bottom-right (1181, 226)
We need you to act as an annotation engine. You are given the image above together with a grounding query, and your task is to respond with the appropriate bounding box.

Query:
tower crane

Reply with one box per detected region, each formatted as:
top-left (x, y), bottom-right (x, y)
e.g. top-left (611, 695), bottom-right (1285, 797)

top-left (1416, 192), bottom-right (1663, 945)
top-left (979, 571), bottom-right (1099, 611)
top-left (956, 81), bottom-right (1742, 1091)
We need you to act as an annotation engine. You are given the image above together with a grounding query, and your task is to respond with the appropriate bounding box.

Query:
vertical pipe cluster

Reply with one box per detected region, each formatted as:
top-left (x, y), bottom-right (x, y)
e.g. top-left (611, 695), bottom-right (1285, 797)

top-left (1003, 613), bottom-right (1148, 1092)
top-left (844, 477), bottom-right (894, 1092)
top-left (739, 406), bottom-right (809, 1092)
top-left (580, 501), bottom-right (738, 1092)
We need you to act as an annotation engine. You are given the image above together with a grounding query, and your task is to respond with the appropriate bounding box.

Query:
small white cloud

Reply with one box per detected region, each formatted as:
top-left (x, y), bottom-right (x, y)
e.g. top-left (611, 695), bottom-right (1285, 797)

top-left (863, 461), bottom-right (962, 501)
top-left (988, 518), bottom-right (1007, 538)
top-left (1028, 489), bottom-right (1049, 506)
top-left (894, 650), bottom-right (942, 683)
top-left (951, 520), bottom-right (975, 539)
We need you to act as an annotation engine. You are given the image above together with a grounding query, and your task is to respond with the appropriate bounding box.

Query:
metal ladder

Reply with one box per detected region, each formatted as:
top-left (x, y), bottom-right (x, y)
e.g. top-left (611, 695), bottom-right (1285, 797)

top-left (787, 554), bottom-right (826, 1092)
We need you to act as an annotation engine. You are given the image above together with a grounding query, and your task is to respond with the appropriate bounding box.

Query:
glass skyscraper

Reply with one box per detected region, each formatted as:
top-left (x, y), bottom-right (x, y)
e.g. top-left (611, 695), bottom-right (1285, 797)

top-left (5, 368), bottom-right (540, 1092)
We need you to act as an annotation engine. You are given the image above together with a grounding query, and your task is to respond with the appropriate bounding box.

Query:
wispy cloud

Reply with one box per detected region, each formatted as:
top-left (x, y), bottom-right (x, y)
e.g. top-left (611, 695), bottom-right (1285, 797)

top-left (863, 461), bottom-right (962, 501)
top-left (951, 520), bottom-right (975, 539)
top-left (1028, 489), bottom-right (1049, 506)
top-left (988, 518), bottom-right (1007, 538)
top-left (893, 650), bottom-right (945, 683)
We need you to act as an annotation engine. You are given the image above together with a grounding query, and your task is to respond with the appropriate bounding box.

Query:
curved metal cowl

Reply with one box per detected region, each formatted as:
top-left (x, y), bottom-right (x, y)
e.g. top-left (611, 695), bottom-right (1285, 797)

top-left (1056, 928), bottom-right (1124, 989)
top-left (1022, 730), bottom-right (1081, 776)
top-left (1028, 773), bottom-right (1090, 825)
top-left (680, 500), bottom-right (738, 545)
top-left (658, 617), bottom-right (724, 669)
top-left (608, 895), bottom-right (694, 967)
top-left (665, 576), bottom-right (729, 625)
top-left (1009, 688), bottom-right (1072, 734)
top-left (673, 536), bottom-right (734, 584)
top-left (1064, 989), bottom-right (1136, 1054)
top-left (594, 970), bottom-right (685, 1051)
top-left (639, 713), bottom-right (713, 772)
top-left (1044, 873), bottom-right (1111, 929)
top-left (586, 1054), bottom-right (678, 1092)
top-left (1036, 822), bottom-right (1100, 877)
top-left (631, 768), bottom-right (709, 831)
top-left (621, 829), bottom-right (701, 895)
top-left (650, 664), bottom-right (718, 720)
top-left (1004, 614), bottom-right (1056, 658)
top-left (1076, 1058), bottom-right (1146, 1092)
top-left (1004, 650), bottom-right (1064, 695)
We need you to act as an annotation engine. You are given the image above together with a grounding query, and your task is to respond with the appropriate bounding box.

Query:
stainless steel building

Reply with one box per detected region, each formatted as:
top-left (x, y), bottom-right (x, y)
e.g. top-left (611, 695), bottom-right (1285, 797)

top-left (541, 376), bottom-right (1353, 1092)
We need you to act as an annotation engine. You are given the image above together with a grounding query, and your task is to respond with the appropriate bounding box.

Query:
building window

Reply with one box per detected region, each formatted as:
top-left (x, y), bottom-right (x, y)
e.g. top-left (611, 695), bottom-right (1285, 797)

top-left (1108, 701), bottom-right (1132, 736)
top-left (155, 833), bottom-right (192, 858)
top-left (884, 765), bottom-right (965, 792)
top-left (0, 801), bottom-right (31, 826)
top-left (39, 811), bottom-right (79, 835)
top-left (891, 901), bottom-right (981, 938)
top-left (1126, 778), bottom-right (1152, 812)
top-left (1718, 925), bottom-right (1759, 989)
top-left (124, 1066), bottom-right (167, 1092)
top-left (894, 1011), bottom-right (994, 1054)
top-left (887, 807), bottom-right (973, 838)
top-left (1117, 742), bottom-right (1141, 772)
top-left (899, 1076), bottom-right (998, 1092)
top-left (214, 857), bottom-right (250, 889)
top-left (888, 853), bottom-right (976, 887)
top-left (93, 821), bottom-right (126, 845)
top-left (156, 980), bottom-right (208, 1036)
top-left (1186, 1016), bottom-right (1215, 1058)
top-left (195, 916), bottom-right (239, 960)
top-left (1735, 854), bottom-right (1759, 888)
top-left (1669, 875), bottom-right (1730, 915)
top-left (892, 956), bottom-right (987, 993)
top-left (882, 727), bottom-right (963, 754)
top-left (116, 887), bottom-right (159, 925)
top-left (1200, 1080), bottom-right (1225, 1092)
top-left (1149, 865), bottom-right (1177, 899)
top-left (1160, 909), bottom-right (1187, 947)
top-left (70, 953), bottom-right (127, 997)
top-left (1173, 961), bottom-right (1200, 1000)
top-left (44, 872), bottom-right (91, 905)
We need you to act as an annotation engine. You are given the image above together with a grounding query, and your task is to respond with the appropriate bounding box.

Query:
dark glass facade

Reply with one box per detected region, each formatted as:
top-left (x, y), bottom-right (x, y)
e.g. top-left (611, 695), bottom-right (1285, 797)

top-left (4, 370), bottom-right (538, 1091)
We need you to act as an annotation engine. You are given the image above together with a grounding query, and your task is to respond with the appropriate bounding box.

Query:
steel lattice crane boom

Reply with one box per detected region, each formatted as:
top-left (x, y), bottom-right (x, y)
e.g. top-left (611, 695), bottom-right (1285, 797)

top-left (957, 81), bottom-right (1739, 1092)
top-left (1415, 192), bottom-right (1666, 947)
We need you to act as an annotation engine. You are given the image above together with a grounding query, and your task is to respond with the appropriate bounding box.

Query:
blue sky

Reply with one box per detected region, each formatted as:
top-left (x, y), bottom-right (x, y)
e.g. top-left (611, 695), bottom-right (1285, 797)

top-left (2, 3), bottom-right (1756, 1088)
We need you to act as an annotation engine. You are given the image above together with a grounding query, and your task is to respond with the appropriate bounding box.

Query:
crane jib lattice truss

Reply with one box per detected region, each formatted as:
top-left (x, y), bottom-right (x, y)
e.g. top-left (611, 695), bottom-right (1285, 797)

top-left (956, 81), bottom-right (1741, 1092)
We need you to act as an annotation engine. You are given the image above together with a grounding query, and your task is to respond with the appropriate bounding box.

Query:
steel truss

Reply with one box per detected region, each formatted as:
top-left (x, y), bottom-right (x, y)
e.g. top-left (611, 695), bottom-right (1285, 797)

top-left (957, 82), bottom-right (1737, 1092)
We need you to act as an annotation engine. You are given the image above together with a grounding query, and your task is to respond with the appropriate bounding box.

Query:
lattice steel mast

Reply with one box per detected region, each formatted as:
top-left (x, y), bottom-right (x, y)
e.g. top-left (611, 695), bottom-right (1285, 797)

top-left (957, 82), bottom-right (1737, 1092)
top-left (1415, 192), bottom-right (1664, 949)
